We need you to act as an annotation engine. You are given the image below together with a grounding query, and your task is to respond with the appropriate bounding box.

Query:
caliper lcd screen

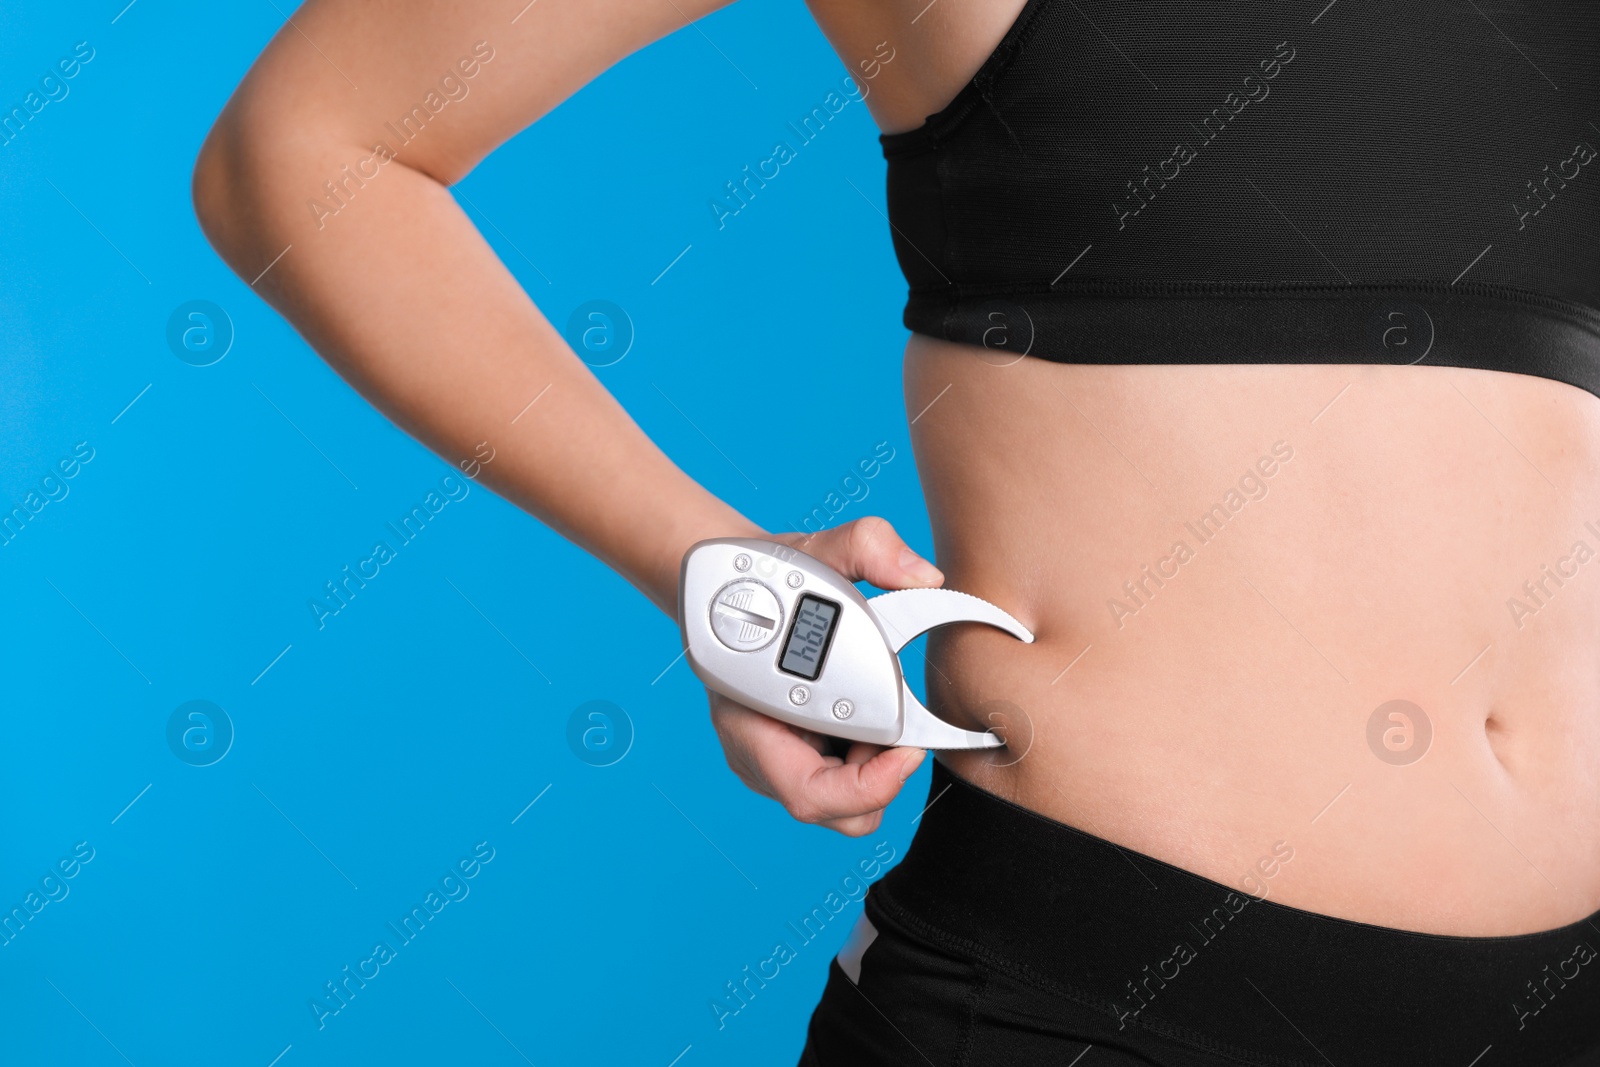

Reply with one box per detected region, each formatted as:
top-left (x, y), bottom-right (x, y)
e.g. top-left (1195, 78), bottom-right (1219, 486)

top-left (778, 594), bottom-right (840, 681)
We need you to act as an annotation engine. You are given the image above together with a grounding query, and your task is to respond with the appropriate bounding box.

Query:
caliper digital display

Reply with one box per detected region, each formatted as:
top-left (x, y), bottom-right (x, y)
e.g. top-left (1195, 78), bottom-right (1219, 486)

top-left (778, 594), bottom-right (840, 681)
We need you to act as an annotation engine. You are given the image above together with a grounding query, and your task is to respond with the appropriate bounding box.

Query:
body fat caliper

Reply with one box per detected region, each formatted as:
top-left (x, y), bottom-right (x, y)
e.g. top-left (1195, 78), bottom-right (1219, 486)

top-left (678, 537), bottom-right (1034, 749)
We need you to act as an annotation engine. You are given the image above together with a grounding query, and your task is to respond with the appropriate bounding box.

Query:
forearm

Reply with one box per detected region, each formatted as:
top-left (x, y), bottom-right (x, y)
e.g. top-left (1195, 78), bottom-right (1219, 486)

top-left (195, 130), bottom-right (760, 617)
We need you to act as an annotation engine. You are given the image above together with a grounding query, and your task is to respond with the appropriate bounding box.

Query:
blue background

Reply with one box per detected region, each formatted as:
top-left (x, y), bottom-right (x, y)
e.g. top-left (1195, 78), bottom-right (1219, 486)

top-left (0, 3), bottom-right (938, 1065)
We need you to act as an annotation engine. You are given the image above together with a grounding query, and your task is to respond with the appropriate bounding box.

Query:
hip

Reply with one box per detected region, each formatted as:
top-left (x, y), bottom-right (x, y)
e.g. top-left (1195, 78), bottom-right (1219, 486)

top-left (801, 763), bottom-right (1600, 1067)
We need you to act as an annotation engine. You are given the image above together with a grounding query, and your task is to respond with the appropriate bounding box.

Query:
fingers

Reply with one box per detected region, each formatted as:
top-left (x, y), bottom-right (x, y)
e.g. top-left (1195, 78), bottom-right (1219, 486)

top-left (709, 695), bottom-right (928, 835)
top-left (819, 742), bottom-right (904, 835)
top-left (769, 741), bottom-right (926, 827)
top-left (780, 515), bottom-right (943, 590)
top-left (820, 810), bottom-right (884, 836)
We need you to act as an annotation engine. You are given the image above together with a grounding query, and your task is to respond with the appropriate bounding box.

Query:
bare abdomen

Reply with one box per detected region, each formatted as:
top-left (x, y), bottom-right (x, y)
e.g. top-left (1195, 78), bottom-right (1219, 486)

top-left (904, 334), bottom-right (1600, 936)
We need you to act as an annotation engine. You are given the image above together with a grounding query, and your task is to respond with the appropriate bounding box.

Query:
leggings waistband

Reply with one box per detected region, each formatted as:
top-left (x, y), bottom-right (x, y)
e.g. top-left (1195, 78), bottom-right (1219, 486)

top-left (872, 760), bottom-right (1600, 1067)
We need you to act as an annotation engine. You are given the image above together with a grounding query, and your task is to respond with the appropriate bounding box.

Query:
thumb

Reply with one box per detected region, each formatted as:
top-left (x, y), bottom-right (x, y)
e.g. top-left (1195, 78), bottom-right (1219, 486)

top-left (784, 516), bottom-right (943, 590)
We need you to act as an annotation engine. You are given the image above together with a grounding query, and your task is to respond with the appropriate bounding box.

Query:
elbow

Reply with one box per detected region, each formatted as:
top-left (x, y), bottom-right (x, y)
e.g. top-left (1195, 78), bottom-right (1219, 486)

top-left (191, 122), bottom-right (238, 265)
top-left (191, 112), bottom-right (271, 280)
top-left (191, 96), bottom-right (318, 282)
top-left (191, 101), bottom-right (445, 287)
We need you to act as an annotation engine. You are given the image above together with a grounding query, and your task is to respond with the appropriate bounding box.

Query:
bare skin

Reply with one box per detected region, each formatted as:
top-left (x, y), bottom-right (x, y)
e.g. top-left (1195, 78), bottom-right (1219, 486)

top-left (194, 0), bottom-right (1600, 935)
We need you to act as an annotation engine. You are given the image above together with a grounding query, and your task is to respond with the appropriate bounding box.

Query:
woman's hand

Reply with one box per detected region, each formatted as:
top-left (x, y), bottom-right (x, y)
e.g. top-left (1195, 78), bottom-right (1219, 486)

top-left (705, 517), bottom-right (943, 836)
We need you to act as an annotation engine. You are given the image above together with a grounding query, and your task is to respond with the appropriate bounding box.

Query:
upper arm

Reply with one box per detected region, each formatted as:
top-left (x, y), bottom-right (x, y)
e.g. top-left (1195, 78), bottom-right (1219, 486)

top-left (198, 0), bottom-right (737, 200)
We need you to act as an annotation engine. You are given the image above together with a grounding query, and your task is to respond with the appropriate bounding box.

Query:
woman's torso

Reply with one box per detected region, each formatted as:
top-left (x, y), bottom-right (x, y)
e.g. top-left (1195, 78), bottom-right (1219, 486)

top-left (807, 0), bottom-right (1600, 935)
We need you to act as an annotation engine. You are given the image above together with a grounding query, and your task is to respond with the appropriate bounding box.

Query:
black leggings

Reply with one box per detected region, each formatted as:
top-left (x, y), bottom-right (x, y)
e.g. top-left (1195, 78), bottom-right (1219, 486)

top-left (800, 761), bottom-right (1600, 1067)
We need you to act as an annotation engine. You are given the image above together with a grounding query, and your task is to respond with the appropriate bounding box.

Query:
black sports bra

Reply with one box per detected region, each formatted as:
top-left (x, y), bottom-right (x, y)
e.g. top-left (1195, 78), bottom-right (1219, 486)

top-left (879, 0), bottom-right (1600, 398)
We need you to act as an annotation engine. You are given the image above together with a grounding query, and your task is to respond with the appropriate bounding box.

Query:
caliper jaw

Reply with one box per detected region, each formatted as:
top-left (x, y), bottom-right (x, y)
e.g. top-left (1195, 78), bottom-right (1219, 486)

top-left (865, 588), bottom-right (1035, 750)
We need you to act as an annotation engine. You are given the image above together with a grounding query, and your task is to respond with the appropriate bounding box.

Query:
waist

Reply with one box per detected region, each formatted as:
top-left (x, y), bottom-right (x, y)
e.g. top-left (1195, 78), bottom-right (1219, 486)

top-left (906, 339), bottom-right (1600, 934)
